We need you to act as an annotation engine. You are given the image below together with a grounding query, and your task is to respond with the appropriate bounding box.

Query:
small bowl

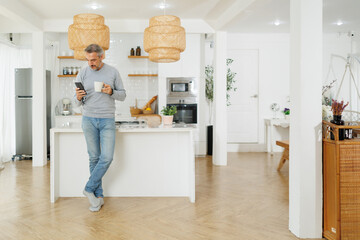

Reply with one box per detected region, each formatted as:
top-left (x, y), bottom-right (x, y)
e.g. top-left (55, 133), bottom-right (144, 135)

top-left (143, 109), bottom-right (154, 114)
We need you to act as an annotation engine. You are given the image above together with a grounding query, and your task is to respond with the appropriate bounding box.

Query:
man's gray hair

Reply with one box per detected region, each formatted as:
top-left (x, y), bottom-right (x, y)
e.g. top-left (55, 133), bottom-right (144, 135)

top-left (84, 44), bottom-right (104, 57)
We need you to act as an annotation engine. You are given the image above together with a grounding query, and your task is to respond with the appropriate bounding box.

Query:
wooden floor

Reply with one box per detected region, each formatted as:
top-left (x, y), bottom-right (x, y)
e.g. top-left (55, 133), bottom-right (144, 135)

top-left (0, 153), bottom-right (324, 240)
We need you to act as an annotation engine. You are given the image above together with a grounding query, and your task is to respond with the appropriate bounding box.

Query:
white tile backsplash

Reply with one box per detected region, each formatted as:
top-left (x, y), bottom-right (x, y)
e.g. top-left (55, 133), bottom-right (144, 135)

top-left (57, 33), bottom-right (158, 117)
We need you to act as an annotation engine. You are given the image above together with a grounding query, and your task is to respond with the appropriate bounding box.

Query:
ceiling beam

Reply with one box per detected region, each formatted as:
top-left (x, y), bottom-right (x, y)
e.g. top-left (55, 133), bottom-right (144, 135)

top-left (0, 0), bottom-right (43, 31)
top-left (207, 0), bottom-right (256, 30)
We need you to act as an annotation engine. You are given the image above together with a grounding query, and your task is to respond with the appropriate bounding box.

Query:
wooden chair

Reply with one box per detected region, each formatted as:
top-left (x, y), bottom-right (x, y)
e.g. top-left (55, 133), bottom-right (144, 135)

top-left (276, 140), bottom-right (289, 171)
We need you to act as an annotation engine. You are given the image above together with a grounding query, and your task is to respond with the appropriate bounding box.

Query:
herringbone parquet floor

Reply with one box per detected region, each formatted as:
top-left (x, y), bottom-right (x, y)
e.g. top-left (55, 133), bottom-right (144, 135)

top-left (0, 153), bottom-right (324, 240)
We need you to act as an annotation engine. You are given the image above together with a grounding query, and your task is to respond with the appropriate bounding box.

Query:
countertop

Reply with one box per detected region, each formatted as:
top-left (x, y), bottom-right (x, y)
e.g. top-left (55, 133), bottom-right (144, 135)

top-left (51, 123), bottom-right (198, 133)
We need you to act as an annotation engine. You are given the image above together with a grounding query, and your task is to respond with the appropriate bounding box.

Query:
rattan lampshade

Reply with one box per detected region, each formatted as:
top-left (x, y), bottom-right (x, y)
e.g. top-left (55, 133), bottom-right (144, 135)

top-left (144, 15), bottom-right (186, 63)
top-left (68, 13), bottom-right (110, 60)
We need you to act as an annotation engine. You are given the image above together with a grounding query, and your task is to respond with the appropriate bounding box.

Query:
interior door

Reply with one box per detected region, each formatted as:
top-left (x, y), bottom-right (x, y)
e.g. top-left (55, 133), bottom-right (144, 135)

top-left (227, 49), bottom-right (259, 143)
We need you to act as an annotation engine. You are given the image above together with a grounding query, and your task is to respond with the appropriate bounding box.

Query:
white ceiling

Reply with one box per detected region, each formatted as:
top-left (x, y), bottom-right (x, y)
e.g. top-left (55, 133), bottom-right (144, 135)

top-left (1, 0), bottom-right (360, 33)
top-left (18, 0), bottom-right (229, 20)
top-left (224, 0), bottom-right (360, 33)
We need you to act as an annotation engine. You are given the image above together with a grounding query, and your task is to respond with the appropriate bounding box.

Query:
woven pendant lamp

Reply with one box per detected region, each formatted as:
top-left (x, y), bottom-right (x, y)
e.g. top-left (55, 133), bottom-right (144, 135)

top-left (144, 15), bottom-right (186, 63)
top-left (68, 13), bottom-right (110, 60)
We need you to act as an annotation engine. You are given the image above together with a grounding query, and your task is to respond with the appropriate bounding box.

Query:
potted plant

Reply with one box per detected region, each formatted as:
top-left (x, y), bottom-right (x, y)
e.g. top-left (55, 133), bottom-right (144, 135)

top-left (283, 108), bottom-right (290, 120)
top-left (161, 106), bottom-right (177, 125)
top-left (205, 58), bottom-right (237, 155)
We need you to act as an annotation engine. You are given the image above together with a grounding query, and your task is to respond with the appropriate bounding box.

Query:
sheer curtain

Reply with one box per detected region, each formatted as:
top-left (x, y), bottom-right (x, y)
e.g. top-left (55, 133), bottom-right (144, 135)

top-left (0, 43), bottom-right (31, 169)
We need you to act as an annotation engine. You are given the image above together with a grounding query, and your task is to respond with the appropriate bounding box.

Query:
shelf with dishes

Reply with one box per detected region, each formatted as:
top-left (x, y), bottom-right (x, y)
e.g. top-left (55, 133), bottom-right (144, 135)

top-left (58, 74), bottom-right (78, 78)
top-left (128, 56), bottom-right (149, 59)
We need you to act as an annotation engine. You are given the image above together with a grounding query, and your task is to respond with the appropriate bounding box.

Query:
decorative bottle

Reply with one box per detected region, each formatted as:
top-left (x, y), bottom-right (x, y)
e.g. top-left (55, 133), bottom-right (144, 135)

top-left (136, 46), bottom-right (141, 56)
top-left (130, 48), bottom-right (135, 56)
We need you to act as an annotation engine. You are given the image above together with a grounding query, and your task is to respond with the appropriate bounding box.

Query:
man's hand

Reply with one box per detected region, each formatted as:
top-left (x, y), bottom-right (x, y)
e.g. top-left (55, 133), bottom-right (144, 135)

top-left (76, 88), bottom-right (87, 101)
top-left (101, 83), bottom-right (113, 95)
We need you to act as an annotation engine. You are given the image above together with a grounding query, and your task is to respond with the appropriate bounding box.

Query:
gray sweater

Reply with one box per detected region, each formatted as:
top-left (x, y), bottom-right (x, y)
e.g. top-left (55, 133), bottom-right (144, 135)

top-left (73, 63), bottom-right (126, 118)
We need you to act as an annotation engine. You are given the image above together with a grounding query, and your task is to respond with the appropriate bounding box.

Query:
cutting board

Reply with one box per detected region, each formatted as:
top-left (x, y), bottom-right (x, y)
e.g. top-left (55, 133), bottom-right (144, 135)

top-left (136, 114), bottom-right (162, 127)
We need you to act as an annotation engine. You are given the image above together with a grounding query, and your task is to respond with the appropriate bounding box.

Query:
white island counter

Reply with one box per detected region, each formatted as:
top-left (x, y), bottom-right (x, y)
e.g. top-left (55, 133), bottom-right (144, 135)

top-left (50, 125), bottom-right (196, 203)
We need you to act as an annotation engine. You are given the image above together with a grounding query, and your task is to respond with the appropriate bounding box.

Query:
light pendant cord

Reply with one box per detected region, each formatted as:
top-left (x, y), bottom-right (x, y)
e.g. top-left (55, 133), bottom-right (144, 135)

top-left (164, 0), bottom-right (166, 15)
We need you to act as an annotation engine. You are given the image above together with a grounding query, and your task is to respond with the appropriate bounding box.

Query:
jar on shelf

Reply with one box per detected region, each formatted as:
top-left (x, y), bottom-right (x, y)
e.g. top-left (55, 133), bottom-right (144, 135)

top-left (136, 46), bottom-right (141, 56)
top-left (63, 67), bottom-right (68, 75)
top-left (130, 48), bottom-right (135, 56)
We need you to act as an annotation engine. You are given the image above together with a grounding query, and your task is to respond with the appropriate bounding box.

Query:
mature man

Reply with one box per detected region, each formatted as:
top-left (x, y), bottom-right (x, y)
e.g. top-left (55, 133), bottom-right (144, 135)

top-left (74, 44), bottom-right (126, 212)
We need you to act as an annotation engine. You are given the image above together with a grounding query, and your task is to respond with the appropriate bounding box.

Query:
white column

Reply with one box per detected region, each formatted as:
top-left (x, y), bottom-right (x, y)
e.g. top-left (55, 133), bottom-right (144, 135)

top-left (32, 32), bottom-right (47, 167)
top-left (289, 0), bottom-right (322, 238)
top-left (213, 31), bottom-right (227, 166)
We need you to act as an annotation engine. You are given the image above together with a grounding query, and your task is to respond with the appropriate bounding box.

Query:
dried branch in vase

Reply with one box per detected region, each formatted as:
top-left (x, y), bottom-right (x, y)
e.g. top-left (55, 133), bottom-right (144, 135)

top-left (331, 99), bottom-right (349, 116)
top-left (322, 79), bottom-right (336, 95)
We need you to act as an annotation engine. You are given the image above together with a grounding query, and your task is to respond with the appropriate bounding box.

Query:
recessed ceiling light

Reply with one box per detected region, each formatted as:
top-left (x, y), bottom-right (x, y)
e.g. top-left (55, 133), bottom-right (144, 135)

top-left (87, 2), bottom-right (102, 10)
top-left (158, 3), bottom-right (169, 9)
top-left (90, 4), bottom-right (99, 10)
top-left (336, 20), bottom-right (343, 26)
top-left (274, 20), bottom-right (281, 26)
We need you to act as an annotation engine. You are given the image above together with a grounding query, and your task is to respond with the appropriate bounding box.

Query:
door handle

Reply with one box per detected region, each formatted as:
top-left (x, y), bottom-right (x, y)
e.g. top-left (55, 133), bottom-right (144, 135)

top-left (250, 94), bottom-right (258, 98)
top-left (17, 96), bottom-right (32, 99)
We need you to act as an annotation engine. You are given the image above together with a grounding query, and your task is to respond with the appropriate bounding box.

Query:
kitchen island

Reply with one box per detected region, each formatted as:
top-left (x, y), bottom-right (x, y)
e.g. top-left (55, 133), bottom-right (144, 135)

top-left (50, 125), bottom-right (196, 203)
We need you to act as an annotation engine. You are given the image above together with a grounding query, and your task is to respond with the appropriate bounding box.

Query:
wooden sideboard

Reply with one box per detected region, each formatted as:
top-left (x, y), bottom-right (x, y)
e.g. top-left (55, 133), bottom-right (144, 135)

top-left (322, 121), bottom-right (360, 240)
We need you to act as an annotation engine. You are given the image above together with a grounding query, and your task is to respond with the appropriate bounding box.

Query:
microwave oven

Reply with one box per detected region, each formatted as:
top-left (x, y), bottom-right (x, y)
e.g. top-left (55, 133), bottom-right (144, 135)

top-left (167, 77), bottom-right (197, 97)
top-left (170, 82), bottom-right (189, 92)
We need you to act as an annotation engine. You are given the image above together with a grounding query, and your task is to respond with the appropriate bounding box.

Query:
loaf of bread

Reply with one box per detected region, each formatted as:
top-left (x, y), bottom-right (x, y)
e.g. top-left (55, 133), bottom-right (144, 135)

top-left (142, 95), bottom-right (158, 110)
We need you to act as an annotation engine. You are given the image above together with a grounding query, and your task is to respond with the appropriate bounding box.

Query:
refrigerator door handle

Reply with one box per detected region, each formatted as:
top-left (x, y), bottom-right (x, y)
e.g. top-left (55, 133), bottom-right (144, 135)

top-left (17, 96), bottom-right (32, 99)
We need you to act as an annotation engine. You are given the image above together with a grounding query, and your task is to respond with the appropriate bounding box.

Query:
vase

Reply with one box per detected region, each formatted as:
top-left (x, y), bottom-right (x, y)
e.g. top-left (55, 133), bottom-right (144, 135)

top-left (162, 115), bottom-right (174, 125)
top-left (207, 125), bottom-right (213, 156)
top-left (330, 115), bottom-right (345, 140)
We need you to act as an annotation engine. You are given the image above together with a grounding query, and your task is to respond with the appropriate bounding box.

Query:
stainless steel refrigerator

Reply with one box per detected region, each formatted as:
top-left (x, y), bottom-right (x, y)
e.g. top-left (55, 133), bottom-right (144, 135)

top-left (15, 68), bottom-right (51, 156)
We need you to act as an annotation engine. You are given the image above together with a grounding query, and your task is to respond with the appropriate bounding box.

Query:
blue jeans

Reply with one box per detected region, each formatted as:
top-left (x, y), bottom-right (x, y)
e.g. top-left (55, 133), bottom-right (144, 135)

top-left (82, 116), bottom-right (116, 198)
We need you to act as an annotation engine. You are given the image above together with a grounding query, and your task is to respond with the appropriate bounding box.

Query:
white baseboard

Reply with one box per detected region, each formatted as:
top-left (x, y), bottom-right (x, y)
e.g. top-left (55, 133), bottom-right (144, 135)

top-left (197, 142), bottom-right (283, 154)
top-left (227, 143), bottom-right (279, 152)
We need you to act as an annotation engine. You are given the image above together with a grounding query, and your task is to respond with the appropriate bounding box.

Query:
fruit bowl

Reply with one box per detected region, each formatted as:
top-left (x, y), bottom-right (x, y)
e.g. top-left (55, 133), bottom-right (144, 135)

top-left (143, 109), bottom-right (154, 114)
top-left (130, 107), bottom-right (142, 116)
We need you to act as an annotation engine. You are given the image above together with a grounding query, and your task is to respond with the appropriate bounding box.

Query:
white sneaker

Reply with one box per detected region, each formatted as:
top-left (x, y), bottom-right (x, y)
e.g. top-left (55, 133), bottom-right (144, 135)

top-left (89, 198), bottom-right (104, 212)
top-left (83, 189), bottom-right (100, 208)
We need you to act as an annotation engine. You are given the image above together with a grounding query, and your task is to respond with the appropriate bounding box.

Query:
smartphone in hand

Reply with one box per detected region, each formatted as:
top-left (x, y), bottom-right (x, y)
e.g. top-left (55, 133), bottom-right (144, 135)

top-left (75, 82), bottom-right (85, 90)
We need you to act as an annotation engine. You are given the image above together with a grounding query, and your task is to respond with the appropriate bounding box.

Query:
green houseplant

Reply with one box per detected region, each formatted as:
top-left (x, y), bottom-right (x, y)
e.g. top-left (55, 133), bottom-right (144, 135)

top-left (161, 106), bottom-right (177, 125)
top-left (205, 59), bottom-right (237, 105)
top-left (205, 59), bottom-right (237, 155)
top-left (283, 108), bottom-right (290, 120)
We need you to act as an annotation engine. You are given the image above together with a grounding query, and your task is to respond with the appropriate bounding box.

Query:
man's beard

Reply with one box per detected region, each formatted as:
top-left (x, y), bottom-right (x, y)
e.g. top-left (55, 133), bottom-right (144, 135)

top-left (91, 63), bottom-right (101, 70)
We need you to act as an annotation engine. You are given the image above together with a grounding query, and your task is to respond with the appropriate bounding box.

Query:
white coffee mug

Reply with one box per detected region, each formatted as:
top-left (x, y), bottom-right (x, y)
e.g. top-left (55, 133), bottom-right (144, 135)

top-left (94, 81), bottom-right (104, 92)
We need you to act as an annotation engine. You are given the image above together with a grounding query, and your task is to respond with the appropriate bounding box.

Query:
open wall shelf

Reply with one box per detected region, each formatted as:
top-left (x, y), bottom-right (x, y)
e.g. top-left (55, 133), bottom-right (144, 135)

top-left (58, 56), bottom-right (74, 59)
top-left (128, 74), bottom-right (158, 77)
top-left (58, 75), bottom-right (77, 78)
top-left (128, 56), bottom-right (149, 59)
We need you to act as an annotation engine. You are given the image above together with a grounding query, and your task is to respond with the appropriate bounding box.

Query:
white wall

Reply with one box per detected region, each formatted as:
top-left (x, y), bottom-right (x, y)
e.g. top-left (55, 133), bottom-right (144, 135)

top-left (54, 33), bottom-right (158, 118)
top-left (50, 33), bottom-right (205, 154)
top-left (323, 33), bottom-right (358, 111)
top-left (212, 33), bottom-right (356, 153)
top-left (226, 34), bottom-right (290, 152)
top-left (158, 34), bottom-right (205, 155)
